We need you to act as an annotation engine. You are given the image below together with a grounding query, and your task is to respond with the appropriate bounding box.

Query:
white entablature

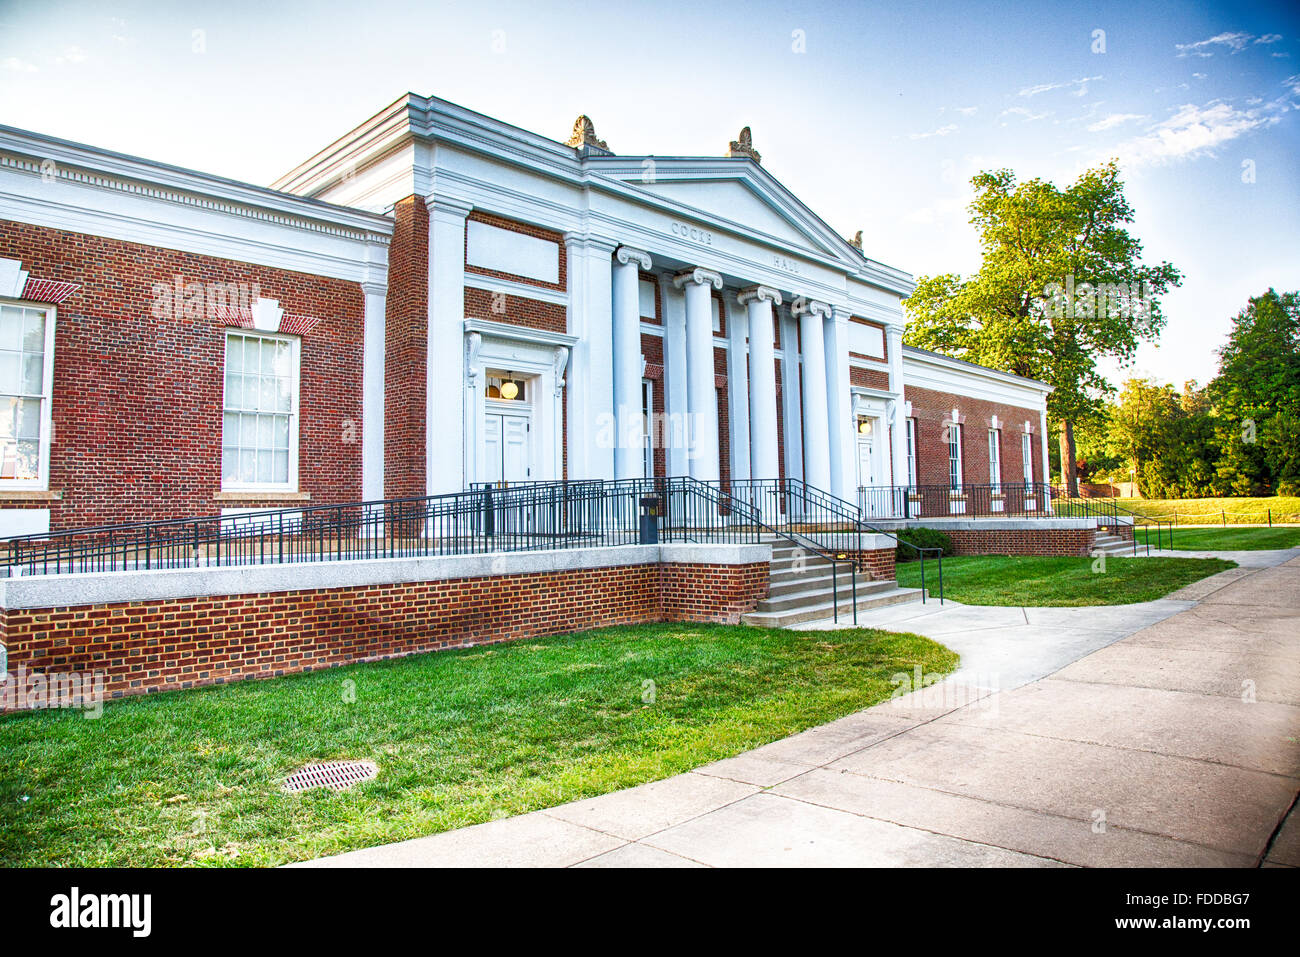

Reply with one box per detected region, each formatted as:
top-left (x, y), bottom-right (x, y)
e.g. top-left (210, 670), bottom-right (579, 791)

top-left (270, 93), bottom-right (914, 314)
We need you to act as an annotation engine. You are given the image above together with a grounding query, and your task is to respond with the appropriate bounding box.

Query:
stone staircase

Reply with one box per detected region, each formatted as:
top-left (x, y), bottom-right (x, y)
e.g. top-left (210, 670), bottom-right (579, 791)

top-left (741, 539), bottom-right (925, 628)
top-left (1092, 530), bottom-right (1138, 556)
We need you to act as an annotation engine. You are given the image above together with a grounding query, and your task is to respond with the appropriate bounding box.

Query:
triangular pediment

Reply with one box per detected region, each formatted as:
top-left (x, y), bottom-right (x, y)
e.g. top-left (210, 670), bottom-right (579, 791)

top-left (596, 159), bottom-right (859, 264)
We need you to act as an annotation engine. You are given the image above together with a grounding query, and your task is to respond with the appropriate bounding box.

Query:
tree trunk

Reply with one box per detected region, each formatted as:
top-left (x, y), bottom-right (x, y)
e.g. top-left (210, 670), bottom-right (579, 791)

top-left (1059, 419), bottom-right (1079, 496)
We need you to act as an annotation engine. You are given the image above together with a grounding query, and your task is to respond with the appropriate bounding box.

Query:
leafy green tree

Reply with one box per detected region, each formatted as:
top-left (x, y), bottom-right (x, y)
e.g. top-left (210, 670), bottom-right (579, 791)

top-left (1209, 289), bottom-right (1300, 495)
top-left (904, 161), bottom-right (1181, 494)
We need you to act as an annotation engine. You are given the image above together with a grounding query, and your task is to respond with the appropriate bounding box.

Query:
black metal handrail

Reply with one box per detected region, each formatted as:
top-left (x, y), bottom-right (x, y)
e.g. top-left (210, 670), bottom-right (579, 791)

top-left (0, 478), bottom-right (858, 622)
top-left (724, 478), bottom-right (943, 604)
top-left (857, 482), bottom-right (1055, 520)
top-left (1048, 486), bottom-right (1172, 554)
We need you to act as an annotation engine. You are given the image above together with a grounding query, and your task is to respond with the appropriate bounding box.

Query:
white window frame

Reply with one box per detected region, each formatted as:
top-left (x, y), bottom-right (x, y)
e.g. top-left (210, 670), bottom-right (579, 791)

top-left (221, 329), bottom-right (301, 493)
top-left (947, 423), bottom-right (963, 490)
top-left (905, 417), bottom-right (917, 487)
top-left (1022, 431), bottom-right (1034, 485)
top-left (988, 428), bottom-right (1002, 491)
top-left (0, 299), bottom-right (56, 491)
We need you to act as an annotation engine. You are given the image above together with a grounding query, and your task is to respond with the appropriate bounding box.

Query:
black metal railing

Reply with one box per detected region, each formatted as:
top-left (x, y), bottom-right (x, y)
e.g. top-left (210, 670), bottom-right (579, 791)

top-left (722, 478), bottom-right (943, 604)
top-left (0, 479), bottom-right (866, 617)
top-left (853, 482), bottom-right (1173, 555)
top-left (1048, 486), bottom-right (1173, 554)
top-left (857, 482), bottom-right (1054, 519)
top-left (473, 477), bottom-right (869, 622)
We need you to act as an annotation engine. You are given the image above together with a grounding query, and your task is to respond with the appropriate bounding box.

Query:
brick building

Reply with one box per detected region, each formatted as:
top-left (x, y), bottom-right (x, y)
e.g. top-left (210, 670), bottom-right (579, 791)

top-left (0, 94), bottom-right (1050, 536)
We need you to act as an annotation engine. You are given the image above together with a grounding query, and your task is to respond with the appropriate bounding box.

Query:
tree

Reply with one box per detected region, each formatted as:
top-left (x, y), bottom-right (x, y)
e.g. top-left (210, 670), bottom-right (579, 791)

top-left (1106, 378), bottom-right (1219, 497)
top-left (1209, 289), bottom-right (1300, 495)
top-left (904, 161), bottom-right (1181, 494)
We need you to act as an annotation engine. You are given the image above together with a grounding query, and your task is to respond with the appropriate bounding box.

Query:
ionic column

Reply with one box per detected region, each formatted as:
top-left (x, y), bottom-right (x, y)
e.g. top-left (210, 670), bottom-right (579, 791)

top-left (825, 306), bottom-right (856, 500)
top-left (613, 247), bottom-right (651, 480)
top-left (739, 285), bottom-right (782, 481)
top-left (673, 268), bottom-right (723, 482)
top-left (887, 324), bottom-right (907, 490)
top-left (793, 299), bottom-right (832, 491)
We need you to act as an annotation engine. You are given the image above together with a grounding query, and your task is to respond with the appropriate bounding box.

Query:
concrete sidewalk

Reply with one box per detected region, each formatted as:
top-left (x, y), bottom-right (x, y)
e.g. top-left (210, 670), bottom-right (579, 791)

top-left (298, 553), bottom-right (1300, 868)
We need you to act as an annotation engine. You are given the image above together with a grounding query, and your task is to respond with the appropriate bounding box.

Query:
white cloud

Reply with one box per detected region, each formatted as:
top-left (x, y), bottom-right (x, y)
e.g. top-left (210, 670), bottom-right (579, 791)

top-left (1255, 34), bottom-right (1283, 45)
top-left (1176, 31), bottom-right (1254, 57)
top-left (999, 106), bottom-right (1052, 123)
top-left (1087, 112), bottom-right (1147, 132)
top-left (909, 123), bottom-right (957, 140)
top-left (1113, 101), bottom-right (1274, 166)
top-left (955, 106), bottom-right (978, 116)
top-left (54, 46), bottom-right (87, 65)
top-left (1, 56), bottom-right (38, 72)
top-left (1019, 75), bottom-right (1102, 98)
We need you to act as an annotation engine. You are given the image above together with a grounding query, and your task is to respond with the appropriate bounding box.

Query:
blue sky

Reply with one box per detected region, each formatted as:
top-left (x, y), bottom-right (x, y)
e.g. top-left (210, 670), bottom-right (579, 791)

top-left (2, 0), bottom-right (1297, 390)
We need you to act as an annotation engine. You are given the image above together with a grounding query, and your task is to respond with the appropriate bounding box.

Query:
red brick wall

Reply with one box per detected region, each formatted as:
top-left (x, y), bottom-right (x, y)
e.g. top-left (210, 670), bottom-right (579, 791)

top-left (0, 219), bottom-right (365, 529)
top-left (0, 558), bottom-right (770, 707)
top-left (384, 196), bottom-right (428, 499)
top-left (942, 526), bottom-right (1096, 556)
top-left (659, 561), bottom-right (769, 623)
top-left (851, 364), bottom-right (890, 391)
top-left (464, 287), bottom-right (565, 333)
top-left (834, 547), bottom-right (896, 580)
top-left (904, 384), bottom-right (1042, 488)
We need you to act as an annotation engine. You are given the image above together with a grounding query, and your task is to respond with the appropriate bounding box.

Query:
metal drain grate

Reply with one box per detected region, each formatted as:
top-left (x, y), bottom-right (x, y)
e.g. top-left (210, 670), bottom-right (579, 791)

top-left (283, 760), bottom-right (378, 793)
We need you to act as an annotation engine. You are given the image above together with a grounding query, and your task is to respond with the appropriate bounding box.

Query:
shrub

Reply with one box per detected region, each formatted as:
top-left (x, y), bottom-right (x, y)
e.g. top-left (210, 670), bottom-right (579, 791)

top-left (894, 526), bottom-right (954, 562)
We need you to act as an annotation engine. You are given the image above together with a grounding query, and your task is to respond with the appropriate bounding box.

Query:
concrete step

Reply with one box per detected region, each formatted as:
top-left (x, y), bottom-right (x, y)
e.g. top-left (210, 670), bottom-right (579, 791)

top-left (768, 558), bottom-right (838, 577)
top-left (1093, 541), bottom-right (1138, 556)
top-left (753, 579), bottom-right (899, 613)
top-left (741, 586), bottom-right (925, 628)
top-left (767, 570), bottom-right (870, 596)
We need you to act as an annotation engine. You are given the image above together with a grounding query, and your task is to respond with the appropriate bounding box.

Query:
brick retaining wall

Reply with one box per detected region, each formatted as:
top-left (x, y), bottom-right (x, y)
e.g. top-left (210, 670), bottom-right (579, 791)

top-left (0, 548), bottom-right (770, 709)
top-left (944, 526), bottom-right (1096, 557)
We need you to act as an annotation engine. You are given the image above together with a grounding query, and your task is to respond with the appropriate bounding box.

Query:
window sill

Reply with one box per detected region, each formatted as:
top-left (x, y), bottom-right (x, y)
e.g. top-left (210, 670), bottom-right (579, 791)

top-left (214, 490), bottom-right (311, 503)
top-left (0, 489), bottom-right (62, 502)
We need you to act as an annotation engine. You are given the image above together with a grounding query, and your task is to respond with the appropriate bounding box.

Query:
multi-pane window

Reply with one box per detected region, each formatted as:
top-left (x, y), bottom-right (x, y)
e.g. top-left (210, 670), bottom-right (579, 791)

top-left (0, 302), bottom-right (53, 486)
top-left (222, 331), bottom-right (298, 489)
top-left (906, 418), bottom-right (917, 487)
top-left (988, 429), bottom-right (1002, 491)
top-left (947, 423), bottom-right (963, 490)
top-left (1022, 432), bottom-right (1034, 485)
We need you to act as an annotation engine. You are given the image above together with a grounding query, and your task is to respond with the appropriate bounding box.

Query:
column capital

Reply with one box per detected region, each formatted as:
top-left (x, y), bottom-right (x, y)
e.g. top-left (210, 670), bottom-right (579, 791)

top-left (791, 297), bottom-right (832, 319)
top-left (673, 267), bottom-right (723, 291)
top-left (615, 246), bottom-right (652, 270)
top-left (563, 232), bottom-right (620, 254)
top-left (424, 194), bottom-right (474, 218)
top-left (737, 284), bottom-right (782, 307)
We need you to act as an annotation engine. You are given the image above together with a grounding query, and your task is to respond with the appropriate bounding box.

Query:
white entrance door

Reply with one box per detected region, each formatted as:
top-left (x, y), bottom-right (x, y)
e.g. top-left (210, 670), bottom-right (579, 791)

top-left (484, 412), bottom-right (532, 483)
top-left (856, 432), bottom-right (876, 488)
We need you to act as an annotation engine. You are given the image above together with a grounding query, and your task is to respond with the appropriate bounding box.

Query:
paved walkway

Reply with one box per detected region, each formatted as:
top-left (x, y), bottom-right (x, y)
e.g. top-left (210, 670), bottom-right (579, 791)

top-left (299, 550), bottom-right (1300, 868)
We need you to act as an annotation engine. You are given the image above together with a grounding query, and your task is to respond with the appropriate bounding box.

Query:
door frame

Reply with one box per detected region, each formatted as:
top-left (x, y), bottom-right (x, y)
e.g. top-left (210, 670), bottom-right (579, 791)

top-left (462, 319), bottom-right (575, 490)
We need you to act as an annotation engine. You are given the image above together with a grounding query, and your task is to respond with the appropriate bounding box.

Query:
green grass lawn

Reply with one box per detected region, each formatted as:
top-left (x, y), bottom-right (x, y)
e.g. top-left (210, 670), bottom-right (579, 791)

top-left (1118, 495), bottom-right (1300, 525)
top-left (1136, 525), bottom-right (1300, 550)
top-left (896, 554), bottom-right (1235, 606)
top-left (0, 622), bottom-right (955, 868)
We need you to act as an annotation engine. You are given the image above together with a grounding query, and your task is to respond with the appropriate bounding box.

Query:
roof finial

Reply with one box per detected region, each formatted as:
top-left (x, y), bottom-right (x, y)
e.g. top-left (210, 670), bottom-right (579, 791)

top-left (727, 126), bottom-right (761, 163)
top-left (567, 115), bottom-right (609, 152)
